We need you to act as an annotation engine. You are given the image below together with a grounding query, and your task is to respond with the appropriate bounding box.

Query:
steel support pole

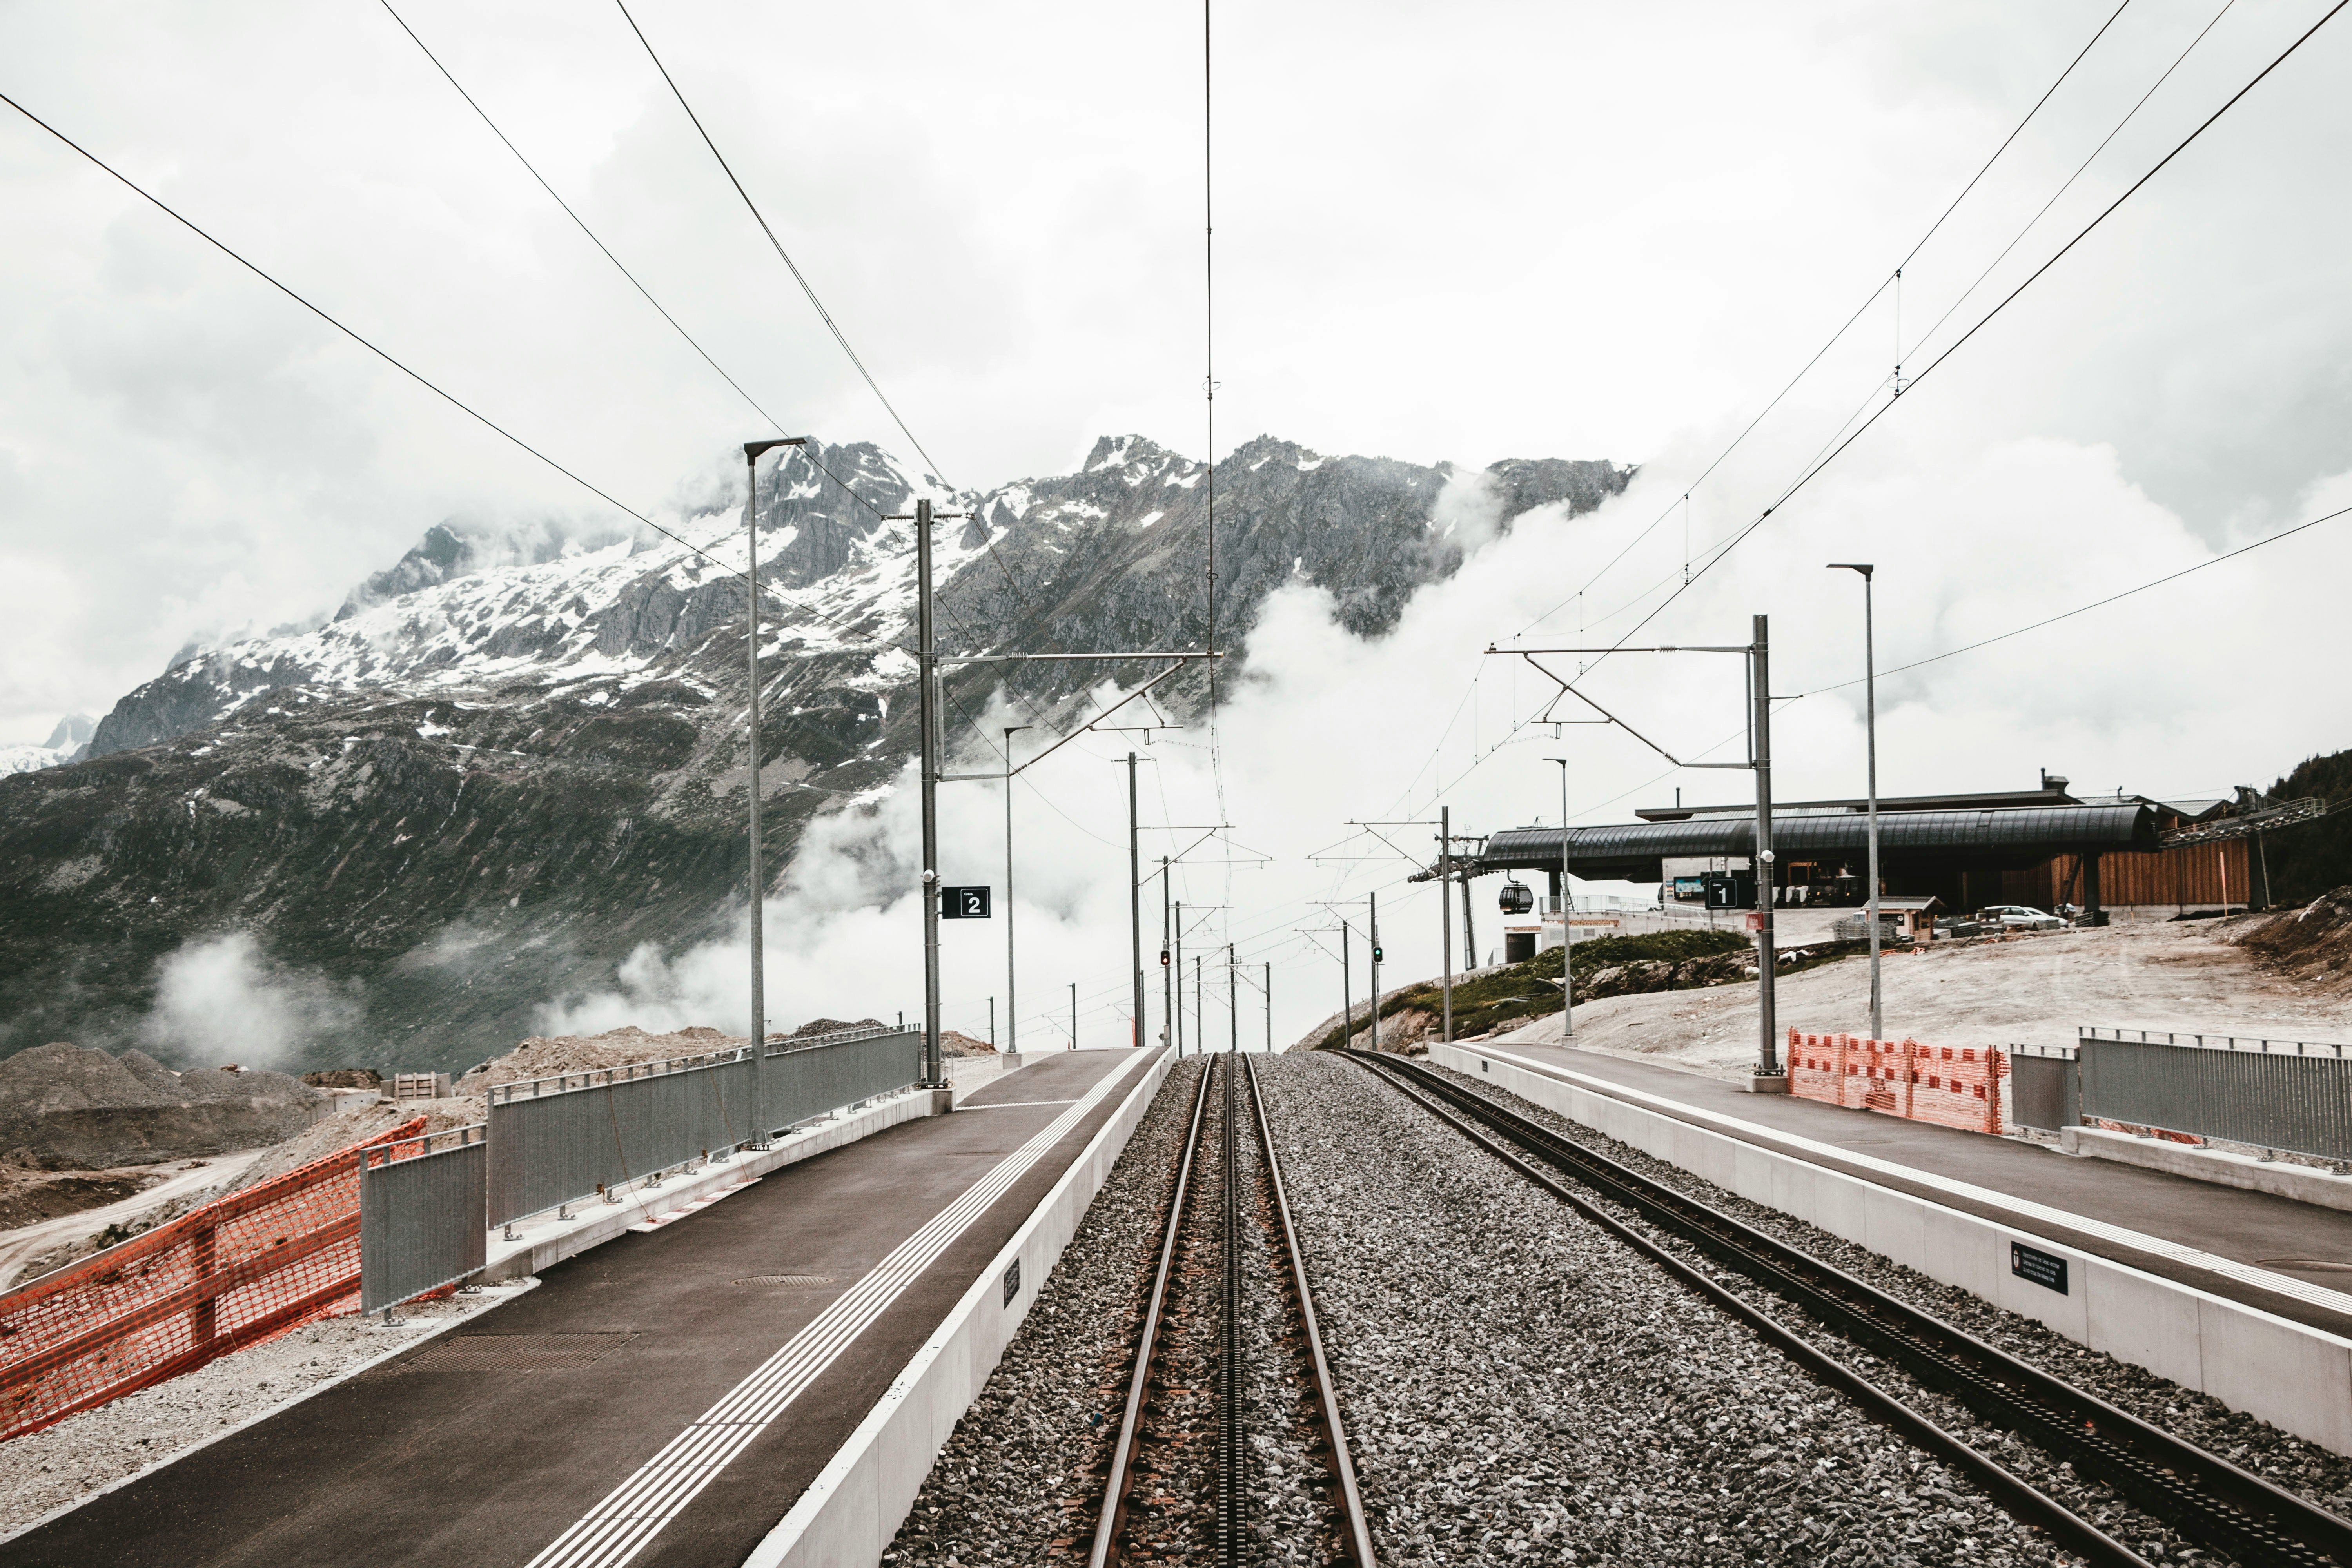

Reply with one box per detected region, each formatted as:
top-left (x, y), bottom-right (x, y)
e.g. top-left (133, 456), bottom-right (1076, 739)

top-left (1162, 857), bottom-right (1174, 1055)
top-left (1174, 900), bottom-right (1186, 1056)
top-left (989, 996), bottom-right (996, 1050)
top-left (1753, 612), bottom-right (1782, 1081)
top-left (1195, 956), bottom-right (1203, 1055)
top-left (917, 497), bottom-right (943, 1088)
top-left (1129, 753), bottom-right (1144, 1050)
top-left (1070, 981), bottom-right (1077, 1050)
top-left (1228, 944), bottom-right (1238, 1054)
top-left (1368, 892), bottom-right (1379, 1050)
top-left (744, 450), bottom-right (767, 1098)
top-left (1440, 805), bottom-right (1454, 1045)
top-left (1863, 573), bottom-right (1881, 1044)
top-left (1264, 961), bottom-right (1271, 1052)
top-left (1005, 726), bottom-right (1025, 1059)
top-left (1550, 759), bottom-right (1574, 1043)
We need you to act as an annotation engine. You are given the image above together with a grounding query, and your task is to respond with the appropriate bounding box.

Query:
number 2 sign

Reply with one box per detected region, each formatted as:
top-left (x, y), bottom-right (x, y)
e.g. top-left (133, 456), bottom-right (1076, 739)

top-left (940, 886), bottom-right (992, 919)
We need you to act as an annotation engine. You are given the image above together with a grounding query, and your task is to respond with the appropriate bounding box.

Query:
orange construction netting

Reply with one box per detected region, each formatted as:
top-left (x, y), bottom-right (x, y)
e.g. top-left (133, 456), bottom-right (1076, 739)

top-left (1788, 1030), bottom-right (2004, 1135)
top-left (0, 1116), bottom-right (426, 1442)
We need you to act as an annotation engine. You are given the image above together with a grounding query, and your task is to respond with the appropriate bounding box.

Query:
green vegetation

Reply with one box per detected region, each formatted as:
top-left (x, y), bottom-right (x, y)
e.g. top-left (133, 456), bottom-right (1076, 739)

top-left (1310, 927), bottom-right (1751, 1050)
top-left (2263, 748), bottom-right (2352, 905)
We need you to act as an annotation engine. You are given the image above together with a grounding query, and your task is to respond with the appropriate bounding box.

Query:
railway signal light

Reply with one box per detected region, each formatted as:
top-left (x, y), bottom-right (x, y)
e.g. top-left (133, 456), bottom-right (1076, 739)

top-left (1372, 944), bottom-right (1383, 963)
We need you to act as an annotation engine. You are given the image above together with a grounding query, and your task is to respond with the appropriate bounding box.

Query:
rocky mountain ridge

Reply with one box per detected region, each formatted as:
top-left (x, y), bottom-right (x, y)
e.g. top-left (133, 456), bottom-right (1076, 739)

top-left (3, 433), bottom-right (1629, 1070)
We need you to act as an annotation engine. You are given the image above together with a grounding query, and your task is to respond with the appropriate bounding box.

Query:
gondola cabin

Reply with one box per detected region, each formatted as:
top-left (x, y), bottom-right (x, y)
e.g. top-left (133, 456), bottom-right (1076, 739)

top-left (1499, 881), bottom-right (1535, 915)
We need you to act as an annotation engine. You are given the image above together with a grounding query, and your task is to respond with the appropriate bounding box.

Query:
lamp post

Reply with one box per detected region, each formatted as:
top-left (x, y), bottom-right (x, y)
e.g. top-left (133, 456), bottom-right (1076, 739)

top-left (1546, 756), bottom-right (1574, 1044)
top-left (1002, 724), bottom-right (1032, 1063)
top-left (1830, 563), bottom-right (1880, 1043)
top-left (741, 436), bottom-right (803, 1139)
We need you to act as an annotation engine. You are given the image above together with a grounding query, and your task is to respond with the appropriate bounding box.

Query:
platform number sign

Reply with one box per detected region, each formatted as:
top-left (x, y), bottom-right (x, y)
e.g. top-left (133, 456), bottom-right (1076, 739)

top-left (941, 886), bottom-right (992, 920)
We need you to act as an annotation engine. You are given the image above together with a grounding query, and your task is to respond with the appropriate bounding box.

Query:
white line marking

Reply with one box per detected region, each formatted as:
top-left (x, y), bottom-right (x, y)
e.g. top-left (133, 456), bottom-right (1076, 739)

top-left (523, 1049), bottom-right (1154, 1568)
top-left (1470, 1043), bottom-right (2352, 1320)
top-left (956, 1098), bottom-right (1079, 1110)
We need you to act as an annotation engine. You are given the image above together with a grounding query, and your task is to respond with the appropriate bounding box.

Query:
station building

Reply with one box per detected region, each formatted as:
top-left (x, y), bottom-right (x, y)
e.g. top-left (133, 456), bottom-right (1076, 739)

top-left (1470, 771), bottom-right (2263, 925)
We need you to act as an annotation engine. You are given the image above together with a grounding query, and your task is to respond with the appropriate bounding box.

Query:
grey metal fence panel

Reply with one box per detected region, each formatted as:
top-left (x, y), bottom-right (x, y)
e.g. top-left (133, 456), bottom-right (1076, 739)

top-left (486, 1049), bottom-right (759, 1228)
top-left (361, 1126), bottom-right (488, 1315)
top-left (2077, 1028), bottom-right (2352, 1160)
top-left (762, 1027), bottom-right (924, 1136)
top-left (2009, 1047), bottom-right (2078, 1132)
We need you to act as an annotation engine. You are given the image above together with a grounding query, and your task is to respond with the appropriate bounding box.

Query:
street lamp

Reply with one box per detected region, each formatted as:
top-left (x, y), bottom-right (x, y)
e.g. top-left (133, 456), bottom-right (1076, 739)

top-left (1545, 757), bottom-right (1574, 1044)
top-left (1829, 563), bottom-right (1881, 1043)
top-left (1002, 724), bottom-right (1032, 1063)
top-left (742, 436), bottom-right (804, 1141)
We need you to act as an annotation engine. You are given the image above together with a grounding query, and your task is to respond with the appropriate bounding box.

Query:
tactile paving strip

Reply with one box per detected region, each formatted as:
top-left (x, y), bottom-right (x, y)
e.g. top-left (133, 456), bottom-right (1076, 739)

top-left (732, 1276), bottom-right (836, 1287)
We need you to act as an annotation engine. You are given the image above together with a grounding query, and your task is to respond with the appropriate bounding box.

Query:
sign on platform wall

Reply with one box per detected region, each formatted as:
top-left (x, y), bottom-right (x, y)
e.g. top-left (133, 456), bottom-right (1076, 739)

top-left (941, 886), bottom-right (992, 919)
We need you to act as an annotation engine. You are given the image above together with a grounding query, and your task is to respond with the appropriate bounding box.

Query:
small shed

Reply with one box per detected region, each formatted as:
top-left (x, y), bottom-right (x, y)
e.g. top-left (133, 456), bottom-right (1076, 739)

top-left (1877, 895), bottom-right (1942, 941)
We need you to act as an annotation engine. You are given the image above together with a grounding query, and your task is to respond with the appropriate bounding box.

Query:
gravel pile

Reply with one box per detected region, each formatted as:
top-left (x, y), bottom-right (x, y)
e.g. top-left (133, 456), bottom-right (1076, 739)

top-left (886, 1058), bottom-right (1205, 1565)
top-left (0, 1280), bottom-right (534, 1535)
top-left (1418, 1058), bottom-right (2352, 1528)
top-left (1258, 1053), bottom-right (2070, 1567)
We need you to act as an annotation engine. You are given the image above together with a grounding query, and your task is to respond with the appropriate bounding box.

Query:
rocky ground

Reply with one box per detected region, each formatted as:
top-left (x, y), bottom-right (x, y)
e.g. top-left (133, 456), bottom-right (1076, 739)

top-left (0, 1280), bottom-right (534, 1533)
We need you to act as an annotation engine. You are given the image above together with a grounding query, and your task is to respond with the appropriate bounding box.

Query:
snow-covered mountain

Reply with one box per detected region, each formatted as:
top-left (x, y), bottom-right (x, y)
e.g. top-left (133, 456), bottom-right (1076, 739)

top-left (5, 434), bottom-right (1629, 1069)
top-left (0, 715), bottom-right (92, 778)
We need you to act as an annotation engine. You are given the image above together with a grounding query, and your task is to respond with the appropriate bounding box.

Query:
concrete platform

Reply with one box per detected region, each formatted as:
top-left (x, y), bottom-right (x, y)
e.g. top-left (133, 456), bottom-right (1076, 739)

top-left (5, 1048), bottom-right (1167, 1568)
top-left (1455, 1041), bottom-right (2352, 1336)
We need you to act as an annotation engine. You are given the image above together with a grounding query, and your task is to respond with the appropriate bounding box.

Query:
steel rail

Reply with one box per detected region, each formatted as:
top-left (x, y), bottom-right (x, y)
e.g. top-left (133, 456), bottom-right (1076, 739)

top-left (1351, 1050), bottom-right (2352, 1568)
top-left (1244, 1053), bottom-right (1381, 1565)
top-left (1216, 1058), bottom-right (1245, 1561)
top-left (1090, 1059), bottom-right (1214, 1567)
top-left (1347, 1051), bottom-right (2143, 1566)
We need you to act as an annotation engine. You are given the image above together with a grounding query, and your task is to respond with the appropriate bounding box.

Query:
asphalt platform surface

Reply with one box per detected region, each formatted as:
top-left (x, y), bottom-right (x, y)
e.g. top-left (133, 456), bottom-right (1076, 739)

top-left (1475, 1041), bottom-right (2352, 1337)
top-left (5, 1049), bottom-right (1158, 1568)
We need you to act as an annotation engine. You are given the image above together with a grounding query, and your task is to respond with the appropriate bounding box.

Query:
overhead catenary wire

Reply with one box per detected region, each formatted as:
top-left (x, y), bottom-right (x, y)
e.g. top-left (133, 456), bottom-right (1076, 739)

top-left (1573, 0), bottom-right (2351, 661)
top-left (610, 0), bottom-right (1038, 616)
top-left (0, 86), bottom-right (788, 604)
top-left (1503, 0), bottom-right (2136, 645)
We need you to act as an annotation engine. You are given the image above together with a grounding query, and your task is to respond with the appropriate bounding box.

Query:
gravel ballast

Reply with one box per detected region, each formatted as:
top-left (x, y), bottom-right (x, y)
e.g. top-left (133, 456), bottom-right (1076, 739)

top-left (1414, 1055), bottom-right (2352, 1536)
top-left (887, 1057), bottom-right (1206, 1564)
top-left (1259, 1052), bottom-right (2070, 1567)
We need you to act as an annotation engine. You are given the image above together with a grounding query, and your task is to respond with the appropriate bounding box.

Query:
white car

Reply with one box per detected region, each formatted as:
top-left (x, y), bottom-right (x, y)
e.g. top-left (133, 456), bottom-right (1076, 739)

top-left (1979, 904), bottom-right (2068, 932)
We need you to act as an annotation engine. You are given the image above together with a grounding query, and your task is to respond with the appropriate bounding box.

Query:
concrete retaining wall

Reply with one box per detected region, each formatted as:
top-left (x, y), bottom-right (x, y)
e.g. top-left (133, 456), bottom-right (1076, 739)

top-left (745, 1050), bottom-right (1176, 1567)
top-left (1432, 1042), bottom-right (2352, 1456)
top-left (2061, 1124), bottom-right (2352, 1212)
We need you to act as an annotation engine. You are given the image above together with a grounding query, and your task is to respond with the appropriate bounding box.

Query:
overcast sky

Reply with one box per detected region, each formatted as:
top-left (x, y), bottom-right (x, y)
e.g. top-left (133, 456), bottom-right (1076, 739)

top-left (9, 0), bottom-right (2351, 1043)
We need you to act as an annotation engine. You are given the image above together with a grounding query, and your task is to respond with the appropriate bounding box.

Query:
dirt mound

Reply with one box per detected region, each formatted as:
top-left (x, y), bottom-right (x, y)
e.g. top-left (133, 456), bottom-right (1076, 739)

top-left (221, 1097), bottom-right (482, 1195)
top-left (2233, 888), bottom-right (2352, 990)
top-left (300, 1068), bottom-right (383, 1089)
top-left (450, 1024), bottom-right (745, 1093)
top-left (939, 1030), bottom-right (995, 1057)
top-left (0, 1167), bottom-right (165, 1230)
top-left (0, 1044), bottom-right (328, 1171)
top-left (790, 1017), bottom-right (886, 1038)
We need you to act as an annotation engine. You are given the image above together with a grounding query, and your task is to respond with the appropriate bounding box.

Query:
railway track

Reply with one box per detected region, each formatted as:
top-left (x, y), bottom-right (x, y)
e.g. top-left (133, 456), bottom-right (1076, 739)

top-left (1090, 1055), bottom-right (1377, 1566)
top-left (1347, 1048), bottom-right (2352, 1568)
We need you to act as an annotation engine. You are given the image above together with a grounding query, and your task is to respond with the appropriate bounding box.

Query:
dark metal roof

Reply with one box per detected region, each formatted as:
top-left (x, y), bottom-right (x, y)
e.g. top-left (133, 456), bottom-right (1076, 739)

top-left (1477, 802), bottom-right (2156, 879)
top-left (1635, 785), bottom-right (2080, 821)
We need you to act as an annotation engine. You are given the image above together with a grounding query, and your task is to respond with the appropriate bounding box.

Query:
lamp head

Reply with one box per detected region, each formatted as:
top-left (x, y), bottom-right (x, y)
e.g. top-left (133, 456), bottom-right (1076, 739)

top-left (1828, 561), bottom-right (1874, 580)
top-left (745, 437), bottom-right (806, 463)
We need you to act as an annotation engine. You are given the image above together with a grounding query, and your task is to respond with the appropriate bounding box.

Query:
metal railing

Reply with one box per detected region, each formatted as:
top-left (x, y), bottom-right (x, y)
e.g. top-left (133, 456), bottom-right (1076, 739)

top-left (480, 1029), bottom-right (925, 1229)
top-left (360, 1125), bottom-right (487, 1314)
top-left (2007, 1044), bottom-right (2080, 1133)
top-left (762, 1027), bottom-right (924, 1134)
top-left (2073, 1029), bottom-right (2352, 1161)
top-left (486, 1047), bottom-right (760, 1229)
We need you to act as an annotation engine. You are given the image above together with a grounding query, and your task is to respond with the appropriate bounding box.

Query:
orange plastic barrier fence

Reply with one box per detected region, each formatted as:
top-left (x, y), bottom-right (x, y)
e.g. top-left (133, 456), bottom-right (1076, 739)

top-left (0, 1116), bottom-right (426, 1442)
top-left (1787, 1030), bottom-right (2004, 1135)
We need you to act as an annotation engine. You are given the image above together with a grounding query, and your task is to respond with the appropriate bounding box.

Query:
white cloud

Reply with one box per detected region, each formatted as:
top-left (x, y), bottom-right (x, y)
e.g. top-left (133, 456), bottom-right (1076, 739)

top-left (139, 931), bottom-right (365, 1068)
